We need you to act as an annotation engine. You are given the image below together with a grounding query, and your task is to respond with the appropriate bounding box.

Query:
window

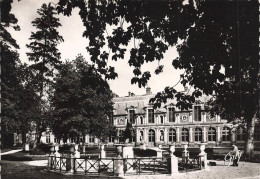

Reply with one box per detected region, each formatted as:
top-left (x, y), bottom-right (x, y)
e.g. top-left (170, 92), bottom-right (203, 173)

top-left (194, 106), bottom-right (201, 121)
top-left (148, 129), bottom-right (155, 142)
top-left (160, 116), bottom-right (164, 124)
top-left (46, 134), bottom-right (50, 144)
top-left (148, 109), bottom-right (154, 123)
top-left (194, 128), bottom-right (202, 142)
top-left (208, 127), bottom-right (216, 142)
top-left (80, 136), bottom-right (85, 143)
top-left (109, 136), bottom-right (114, 143)
top-left (89, 136), bottom-right (94, 143)
top-left (140, 116), bottom-right (143, 124)
top-left (237, 127), bottom-right (246, 141)
top-left (130, 130), bottom-right (136, 142)
top-left (254, 126), bottom-right (260, 141)
top-left (129, 110), bottom-right (135, 124)
top-left (169, 108), bottom-right (175, 122)
top-left (181, 128), bottom-right (189, 142)
top-left (54, 137), bottom-right (59, 143)
top-left (222, 127), bottom-right (231, 141)
top-left (119, 130), bottom-right (124, 143)
top-left (169, 129), bottom-right (177, 142)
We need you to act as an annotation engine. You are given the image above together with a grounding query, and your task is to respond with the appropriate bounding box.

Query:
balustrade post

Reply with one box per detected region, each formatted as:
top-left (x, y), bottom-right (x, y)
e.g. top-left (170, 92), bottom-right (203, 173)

top-left (66, 145), bottom-right (75, 173)
top-left (114, 146), bottom-right (124, 176)
top-left (198, 143), bottom-right (208, 169)
top-left (100, 144), bottom-right (106, 158)
top-left (48, 145), bottom-right (55, 170)
top-left (169, 145), bottom-right (179, 175)
top-left (157, 144), bottom-right (163, 158)
top-left (74, 144), bottom-right (80, 158)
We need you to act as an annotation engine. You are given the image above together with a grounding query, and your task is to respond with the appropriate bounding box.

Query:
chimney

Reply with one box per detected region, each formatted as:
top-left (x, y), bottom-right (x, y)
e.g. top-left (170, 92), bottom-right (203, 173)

top-left (146, 87), bottom-right (151, 95)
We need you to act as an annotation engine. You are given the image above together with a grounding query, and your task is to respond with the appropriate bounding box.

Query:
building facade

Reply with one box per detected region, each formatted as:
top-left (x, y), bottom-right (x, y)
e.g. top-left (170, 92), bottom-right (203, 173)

top-left (37, 87), bottom-right (260, 148)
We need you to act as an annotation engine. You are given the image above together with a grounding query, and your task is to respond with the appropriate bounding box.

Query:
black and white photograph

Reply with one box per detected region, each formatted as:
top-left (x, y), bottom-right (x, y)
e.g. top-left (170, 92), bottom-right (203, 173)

top-left (1, 0), bottom-right (259, 178)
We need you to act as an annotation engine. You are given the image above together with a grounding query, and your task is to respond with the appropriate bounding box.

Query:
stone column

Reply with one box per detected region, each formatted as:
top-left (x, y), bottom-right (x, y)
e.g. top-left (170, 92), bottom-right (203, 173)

top-left (176, 127), bottom-right (180, 143)
top-left (164, 128), bottom-right (168, 145)
top-left (202, 126), bottom-right (207, 142)
top-left (217, 126), bottom-right (221, 143)
top-left (144, 128), bottom-right (148, 144)
top-left (169, 145), bottom-right (179, 175)
top-left (155, 128), bottom-right (159, 144)
top-left (189, 127), bottom-right (193, 143)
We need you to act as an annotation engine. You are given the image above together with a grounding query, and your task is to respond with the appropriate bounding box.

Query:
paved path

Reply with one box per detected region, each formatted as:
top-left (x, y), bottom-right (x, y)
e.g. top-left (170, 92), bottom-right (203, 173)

top-left (0, 149), bottom-right (23, 156)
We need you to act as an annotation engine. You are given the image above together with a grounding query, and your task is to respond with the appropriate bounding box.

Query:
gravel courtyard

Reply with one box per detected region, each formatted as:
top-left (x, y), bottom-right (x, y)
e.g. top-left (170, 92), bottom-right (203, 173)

top-left (1, 159), bottom-right (260, 179)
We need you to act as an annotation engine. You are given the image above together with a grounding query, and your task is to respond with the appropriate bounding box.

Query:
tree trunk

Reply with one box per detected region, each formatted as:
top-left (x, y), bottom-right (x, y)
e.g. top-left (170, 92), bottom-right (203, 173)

top-left (244, 113), bottom-right (257, 160)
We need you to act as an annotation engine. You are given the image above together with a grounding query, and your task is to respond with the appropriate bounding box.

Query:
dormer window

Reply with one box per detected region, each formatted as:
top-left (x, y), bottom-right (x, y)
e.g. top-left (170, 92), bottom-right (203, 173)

top-left (194, 106), bottom-right (201, 121)
top-left (168, 107), bottom-right (175, 122)
top-left (129, 109), bottom-right (135, 124)
top-left (148, 109), bottom-right (154, 123)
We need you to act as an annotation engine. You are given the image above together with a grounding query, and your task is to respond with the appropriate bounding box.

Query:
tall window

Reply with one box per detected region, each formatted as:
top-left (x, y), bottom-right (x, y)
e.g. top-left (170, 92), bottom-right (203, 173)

top-left (181, 128), bottom-right (189, 142)
top-left (140, 116), bottom-right (143, 124)
top-left (129, 110), bottom-right (135, 124)
top-left (148, 109), bottom-right (154, 123)
top-left (168, 129), bottom-right (176, 142)
top-left (46, 134), bottom-right (50, 144)
top-left (194, 128), bottom-right (202, 142)
top-left (109, 136), bottom-right (114, 143)
top-left (160, 116), bottom-right (164, 124)
top-left (89, 136), bottom-right (94, 143)
top-left (194, 106), bottom-right (201, 121)
top-left (237, 127), bottom-right (246, 141)
top-left (168, 108), bottom-right (175, 122)
top-left (80, 136), bottom-right (85, 143)
top-left (148, 129), bottom-right (155, 142)
top-left (254, 126), bottom-right (260, 141)
top-left (54, 137), bottom-right (59, 143)
top-left (208, 127), bottom-right (216, 142)
top-left (222, 127), bottom-right (231, 141)
top-left (130, 130), bottom-right (136, 142)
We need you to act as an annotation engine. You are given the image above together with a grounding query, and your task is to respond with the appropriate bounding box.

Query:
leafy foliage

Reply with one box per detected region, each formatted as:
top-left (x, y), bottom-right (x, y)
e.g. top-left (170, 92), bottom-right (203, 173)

top-left (26, 3), bottom-right (64, 146)
top-left (51, 55), bottom-right (115, 142)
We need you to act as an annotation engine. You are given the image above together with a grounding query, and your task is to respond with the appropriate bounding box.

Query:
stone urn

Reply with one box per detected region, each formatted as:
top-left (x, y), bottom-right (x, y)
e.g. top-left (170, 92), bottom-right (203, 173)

top-left (50, 145), bottom-right (55, 154)
top-left (169, 145), bottom-right (175, 154)
top-left (69, 145), bottom-right (75, 154)
top-left (198, 143), bottom-right (207, 155)
top-left (117, 146), bottom-right (123, 158)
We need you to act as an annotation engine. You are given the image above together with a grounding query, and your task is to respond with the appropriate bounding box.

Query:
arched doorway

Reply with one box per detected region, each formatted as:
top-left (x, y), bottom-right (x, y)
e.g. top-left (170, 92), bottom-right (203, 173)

top-left (148, 129), bottom-right (155, 146)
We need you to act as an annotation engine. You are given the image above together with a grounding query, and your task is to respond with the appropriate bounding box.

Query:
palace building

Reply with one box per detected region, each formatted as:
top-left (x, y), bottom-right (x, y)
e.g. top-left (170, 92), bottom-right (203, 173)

top-left (27, 87), bottom-right (260, 148)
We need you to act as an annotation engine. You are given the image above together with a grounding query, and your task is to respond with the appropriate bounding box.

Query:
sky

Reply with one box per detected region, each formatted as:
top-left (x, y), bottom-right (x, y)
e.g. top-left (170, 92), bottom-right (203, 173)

top-left (9, 0), bottom-right (184, 97)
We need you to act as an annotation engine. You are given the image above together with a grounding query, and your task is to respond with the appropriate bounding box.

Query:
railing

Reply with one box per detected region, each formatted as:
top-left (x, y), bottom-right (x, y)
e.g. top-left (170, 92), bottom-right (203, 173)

top-left (178, 157), bottom-right (201, 172)
top-left (123, 157), bottom-right (170, 175)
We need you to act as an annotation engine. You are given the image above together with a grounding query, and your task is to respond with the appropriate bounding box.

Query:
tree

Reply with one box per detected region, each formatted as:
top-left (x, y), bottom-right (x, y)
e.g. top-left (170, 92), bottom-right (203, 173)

top-left (26, 3), bottom-right (64, 146)
top-left (51, 55), bottom-right (115, 143)
top-left (1, 0), bottom-right (22, 148)
top-left (57, 0), bottom-right (259, 159)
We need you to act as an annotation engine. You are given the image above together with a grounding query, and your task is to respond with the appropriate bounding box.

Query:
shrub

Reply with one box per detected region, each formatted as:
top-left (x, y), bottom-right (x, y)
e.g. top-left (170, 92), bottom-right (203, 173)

top-left (134, 148), bottom-right (157, 157)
